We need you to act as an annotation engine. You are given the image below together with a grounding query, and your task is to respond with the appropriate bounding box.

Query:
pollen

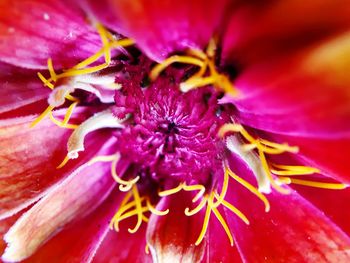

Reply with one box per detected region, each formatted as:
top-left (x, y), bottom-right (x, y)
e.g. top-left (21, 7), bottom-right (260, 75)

top-left (149, 38), bottom-right (239, 96)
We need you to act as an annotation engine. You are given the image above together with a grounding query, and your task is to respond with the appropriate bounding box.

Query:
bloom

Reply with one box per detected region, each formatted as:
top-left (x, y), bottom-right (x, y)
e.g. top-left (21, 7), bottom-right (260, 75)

top-left (1, 0), bottom-right (350, 262)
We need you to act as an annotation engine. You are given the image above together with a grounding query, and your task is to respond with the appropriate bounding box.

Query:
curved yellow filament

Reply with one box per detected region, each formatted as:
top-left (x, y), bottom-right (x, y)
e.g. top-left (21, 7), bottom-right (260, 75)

top-left (211, 206), bottom-right (234, 246)
top-left (146, 198), bottom-right (169, 216)
top-left (283, 178), bottom-right (348, 190)
top-left (128, 185), bottom-right (143, 233)
top-left (182, 183), bottom-right (206, 202)
top-left (158, 183), bottom-right (184, 197)
top-left (184, 196), bottom-right (208, 216)
top-left (195, 193), bottom-right (213, 246)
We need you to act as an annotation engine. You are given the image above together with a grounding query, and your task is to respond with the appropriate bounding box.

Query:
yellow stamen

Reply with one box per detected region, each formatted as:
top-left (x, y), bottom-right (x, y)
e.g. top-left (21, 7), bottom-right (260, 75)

top-left (195, 193), bottom-right (213, 246)
top-left (150, 55), bottom-right (205, 81)
top-left (258, 149), bottom-right (290, 194)
top-left (282, 178), bottom-right (348, 190)
top-left (146, 198), bottom-right (169, 216)
top-left (30, 105), bottom-right (55, 128)
top-left (145, 243), bottom-right (150, 254)
top-left (227, 168), bottom-right (270, 212)
top-left (271, 164), bottom-right (320, 176)
top-left (37, 72), bottom-right (54, 89)
top-left (128, 185), bottom-right (143, 233)
top-left (158, 183), bottom-right (184, 197)
top-left (111, 158), bottom-right (140, 192)
top-left (184, 196), bottom-right (208, 216)
top-left (182, 183), bottom-right (206, 202)
top-left (56, 155), bottom-right (70, 169)
top-left (211, 206), bottom-right (234, 246)
top-left (49, 112), bottom-right (79, 129)
top-left (218, 196), bottom-right (250, 225)
top-left (87, 153), bottom-right (119, 165)
top-left (180, 76), bottom-right (216, 92)
top-left (212, 167), bottom-right (229, 207)
top-left (47, 58), bottom-right (57, 81)
top-left (62, 102), bottom-right (79, 125)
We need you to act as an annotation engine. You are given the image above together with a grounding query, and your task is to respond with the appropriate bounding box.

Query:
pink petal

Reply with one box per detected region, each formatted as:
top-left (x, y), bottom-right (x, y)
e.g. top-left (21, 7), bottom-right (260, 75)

top-left (0, 63), bottom-right (49, 114)
top-left (93, 220), bottom-right (151, 263)
top-left (2, 139), bottom-right (116, 262)
top-left (225, 163), bottom-right (350, 262)
top-left (222, 0), bottom-right (350, 66)
top-left (0, 0), bottom-right (101, 69)
top-left (22, 188), bottom-right (123, 263)
top-left (227, 50), bottom-right (350, 137)
top-left (86, 0), bottom-right (232, 62)
top-left (146, 192), bottom-right (206, 262)
top-left (0, 110), bottom-right (108, 220)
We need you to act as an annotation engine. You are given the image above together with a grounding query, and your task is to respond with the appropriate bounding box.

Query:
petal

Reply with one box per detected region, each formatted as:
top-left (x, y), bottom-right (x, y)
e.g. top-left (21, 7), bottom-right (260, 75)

top-left (228, 46), bottom-right (350, 137)
top-left (22, 188), bottom-right (123, 263)
top-left (2, 139), bottom-right (116, 262)
top-left (87, 0), bottom-right (232, 61)
top-left (225, 162), bottom-right (350, 262)
top-left (93, 220), bottom-right (151, 263)
top-left (291, 185), bottom-right (350, 238)
top-left (0, 0), bottom-right (101, 69)
top-left (146, 192), bottom-right (206, 262)
top-left (0, 63), bottom-right (49, 115)
top-left (0, 109), bottom-right (108, 220)
top-left (222, 0), bottom-right (350, 66)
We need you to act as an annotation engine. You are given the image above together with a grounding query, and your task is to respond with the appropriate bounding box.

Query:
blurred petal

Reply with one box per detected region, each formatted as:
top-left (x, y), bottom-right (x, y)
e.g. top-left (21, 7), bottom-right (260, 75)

top-left (225, 163), bottom-right (350, 262)
top-left (147, 193), bottom-right (205, 262)
top-left (0, 0), bottom-right (101, 69)
top-left (2, 140), bottom-right (116, 262)
top-left (87, 0), bottom-right (232, 61)
top-left (222, 0), bottom-right (350, 66)
top-left (22, 188), bottom-right (123, 263)
top-left (0, 63), bottom-right (49, 114)
top-left (0, 109), bottom-right (107, 220)
top-left (228, 47), bottom-right (350, 137)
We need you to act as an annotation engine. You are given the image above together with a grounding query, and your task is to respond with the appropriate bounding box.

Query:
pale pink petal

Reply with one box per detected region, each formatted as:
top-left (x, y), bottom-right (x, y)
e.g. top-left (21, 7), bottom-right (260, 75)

top-left (2, 138), bottom-right (117, 262)
top-left (0, 109), bottom-right (108, 220)
top-left (147, 193), bottom-right (206, 262)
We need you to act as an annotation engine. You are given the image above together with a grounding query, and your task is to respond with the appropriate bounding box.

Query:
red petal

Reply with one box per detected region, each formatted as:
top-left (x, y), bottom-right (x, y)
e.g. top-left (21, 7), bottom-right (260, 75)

top-left (225, 174), bottom-right (350, 262)
top-left (291, 185), bottom-right (350, 238)
top-left (222, 0), bottom-right (350, 66)
top-left (2, 141), bottom-right (116, 262)
top-left (93, 219), bottom-right (152, 263)
top-left (0, 110), bottom-right (108, 220)
top-left (146, 192), bottom-right (206, 262)
top-left (0, 63), bottom-right (49, 114)
top-left (0, 0), bottom-right (101, 69)
top-left (89, 0), bottom-right (232, 61)
top-left (22, 188), bottom-right (123, 263)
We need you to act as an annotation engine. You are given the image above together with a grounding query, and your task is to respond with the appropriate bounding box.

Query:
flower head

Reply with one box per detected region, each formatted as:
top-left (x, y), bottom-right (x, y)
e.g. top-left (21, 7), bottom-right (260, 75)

top-left (1, 0), bottom-right (350, 262)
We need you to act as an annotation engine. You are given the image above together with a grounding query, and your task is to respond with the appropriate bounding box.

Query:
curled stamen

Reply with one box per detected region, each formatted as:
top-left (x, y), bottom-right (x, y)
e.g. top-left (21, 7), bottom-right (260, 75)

top-left (146, 198), bottom-right (169, 216)
top-left (67, 109), bottom-right (125, 159)
top-left (184, 196), bottom-right (207, 216)
top-left (182, 183), bottom-right (206, 202)
top-left (158, 183), bottom-right (184, 197)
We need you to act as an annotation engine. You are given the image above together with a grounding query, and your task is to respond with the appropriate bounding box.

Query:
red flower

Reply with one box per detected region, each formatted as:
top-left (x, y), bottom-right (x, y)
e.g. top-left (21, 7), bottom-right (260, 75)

top-left (1, 0), bottom-right (350, 262)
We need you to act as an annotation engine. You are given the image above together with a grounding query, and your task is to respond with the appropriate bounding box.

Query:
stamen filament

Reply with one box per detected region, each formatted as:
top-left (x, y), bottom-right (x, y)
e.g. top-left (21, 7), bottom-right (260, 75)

top-left (30, 105), bottom-right (55, 128)
top-left (158, 183), bottom-right (184, 197)
top-left (218, 197), bottom-right (250, 225)
top-left (146, 198), bottom-right (169, 216)
top-left (211, 206), bottom-right (234, 246)
top-left (282, 178), bottom-right (348, 190)
top-left (150, 55), bottom-right (205, 81)
top-left (182, 184), bottom-right (206, 202)
top-left (227, 168), bottom-right (270, 212)
top-left (184, 196), bottom-right (208, 216)
top-left (195, 193), bottom-right (213, 246)
top-left (128, 185), bottom-right (143, 233)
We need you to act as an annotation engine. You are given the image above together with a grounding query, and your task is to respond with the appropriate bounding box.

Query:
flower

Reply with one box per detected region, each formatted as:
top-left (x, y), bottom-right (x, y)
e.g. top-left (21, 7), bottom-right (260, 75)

top-left (1, 0), bottom-right (350, 262)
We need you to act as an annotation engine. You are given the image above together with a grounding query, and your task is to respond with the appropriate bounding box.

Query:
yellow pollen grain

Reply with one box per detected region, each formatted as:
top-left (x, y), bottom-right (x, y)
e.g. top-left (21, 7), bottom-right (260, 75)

top-left (227, 168), bottom-right (270, 212)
